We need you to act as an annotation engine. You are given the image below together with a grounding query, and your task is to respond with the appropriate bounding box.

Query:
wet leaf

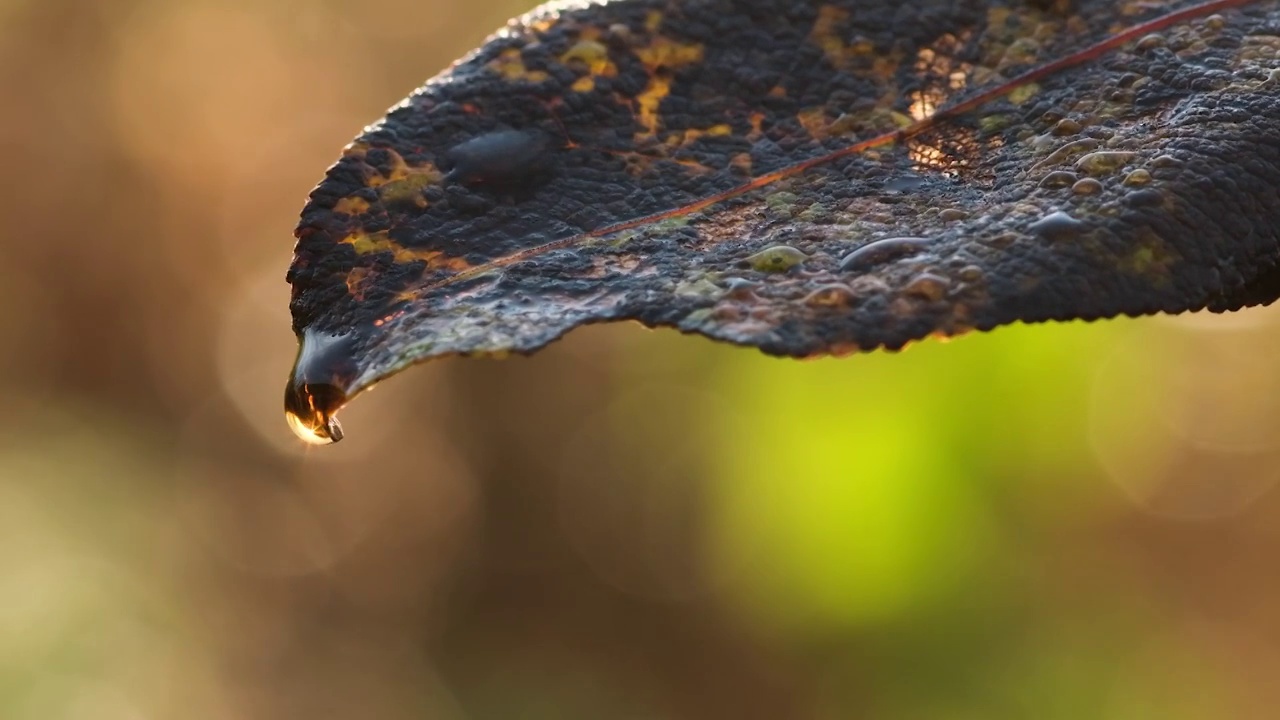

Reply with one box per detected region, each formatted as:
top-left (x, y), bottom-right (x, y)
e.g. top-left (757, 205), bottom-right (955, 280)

top-left (286, 0), bottom-right (1280, 442)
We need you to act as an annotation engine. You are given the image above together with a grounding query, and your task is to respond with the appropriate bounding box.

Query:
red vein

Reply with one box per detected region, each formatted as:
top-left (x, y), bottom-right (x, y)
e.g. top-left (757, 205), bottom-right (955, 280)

top-left (422, 0), bottom-right (1255, 293)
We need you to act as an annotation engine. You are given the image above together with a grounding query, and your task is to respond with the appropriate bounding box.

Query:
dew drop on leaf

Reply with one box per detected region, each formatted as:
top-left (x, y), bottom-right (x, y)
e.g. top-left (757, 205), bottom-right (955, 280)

top-left (1028, 211), bottom-right (1087, 240)
top-left (838, 237), bottom-right (933, 272)
top-left (744, 245), bottom-right (807, 273)
top-left (445, 129), bottom-right (551, 186)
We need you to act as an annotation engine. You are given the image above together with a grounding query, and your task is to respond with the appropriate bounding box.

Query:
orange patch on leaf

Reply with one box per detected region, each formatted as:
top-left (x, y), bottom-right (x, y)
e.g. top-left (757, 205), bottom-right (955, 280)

top-left (342, 231), bottom-right (471, 271)
top-left (333, 196), bottom-right (371, 215)
top-left (346, 266), bottom-right (374, 300)
top-left (364, 149), bottom-right (441, 208)
top-left (631, 35), bottom-right (705, 138)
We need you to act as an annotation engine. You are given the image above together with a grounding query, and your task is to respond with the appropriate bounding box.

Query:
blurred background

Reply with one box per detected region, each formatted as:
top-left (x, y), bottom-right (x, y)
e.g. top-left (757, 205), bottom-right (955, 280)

top-left (5, 0), bottom-right (1280, 717)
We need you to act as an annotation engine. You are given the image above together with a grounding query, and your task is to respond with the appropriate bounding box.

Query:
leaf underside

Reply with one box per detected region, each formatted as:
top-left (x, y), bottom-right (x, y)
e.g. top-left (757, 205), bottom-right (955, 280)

top-left (287, 0), bottom-right (1280, 404)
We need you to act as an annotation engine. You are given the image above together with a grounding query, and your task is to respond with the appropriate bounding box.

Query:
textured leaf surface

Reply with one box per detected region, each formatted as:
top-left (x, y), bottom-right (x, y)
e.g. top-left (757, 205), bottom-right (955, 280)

top-left (286, 0), bottom-right (1280, 442)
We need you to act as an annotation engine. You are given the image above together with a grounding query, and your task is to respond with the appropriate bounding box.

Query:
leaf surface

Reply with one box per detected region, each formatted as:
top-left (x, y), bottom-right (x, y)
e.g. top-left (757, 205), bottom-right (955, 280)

top-left (286, 0), bottom-right (1280, 442)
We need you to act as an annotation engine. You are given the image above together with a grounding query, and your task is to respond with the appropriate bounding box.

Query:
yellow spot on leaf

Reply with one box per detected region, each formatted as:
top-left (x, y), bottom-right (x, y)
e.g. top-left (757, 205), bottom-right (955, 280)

top-left (797, 107), bottom-right (830, 139)
top-left (987, 6), bottom-right (1012, 31)
top-left (488, 48), bottom-right (549, 82)
top-left (810, 5), bottom-right (851, 68)
top-left (342, 141), bottom-right (370, 159)
top-left (667, 123), bottom-right (733, 147)
top-left (561, 39), bottom-right (616, 76)
top-left (342, 231), bottom-right (470, 270)
top-left (809, 5), bottom-right (876, 71)
top-left (999, 37), bottom-right (1041, 70)
top-left (345, 266), bottom-right (373, 300)
top-left (1120, 232), bottom-right (1173, 280)
top-left (676, 158), bottom-right (715, 174)
top-left (365, 149), bottom-right (441, 208)
top-left (1008, 81), bottom-right (1040, 105)
top-left (636, 75), bottom-right (672, 137)
top-left (630, 35), bottom-right (704, 139)
top-left (634, 36), bottom-right (705, 71)
top-left (561, 38), bottom-right (616, 94)
top-left (333, 196), bottom-right (371, 215)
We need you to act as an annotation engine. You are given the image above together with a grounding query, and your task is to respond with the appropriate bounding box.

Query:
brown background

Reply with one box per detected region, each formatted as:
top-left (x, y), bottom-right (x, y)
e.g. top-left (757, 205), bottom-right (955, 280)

top-left (4, 1), bottom-right (1280, 717)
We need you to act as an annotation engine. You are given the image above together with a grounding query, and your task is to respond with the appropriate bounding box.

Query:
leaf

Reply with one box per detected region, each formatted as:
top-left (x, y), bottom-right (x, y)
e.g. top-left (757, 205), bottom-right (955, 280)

top-left (285, 0), bottom-right (1280, 443)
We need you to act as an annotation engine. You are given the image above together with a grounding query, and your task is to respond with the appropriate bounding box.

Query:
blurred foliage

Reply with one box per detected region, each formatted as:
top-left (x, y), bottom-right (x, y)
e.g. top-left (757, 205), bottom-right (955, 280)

top-left (4, 0), bottom-right (1280, 717)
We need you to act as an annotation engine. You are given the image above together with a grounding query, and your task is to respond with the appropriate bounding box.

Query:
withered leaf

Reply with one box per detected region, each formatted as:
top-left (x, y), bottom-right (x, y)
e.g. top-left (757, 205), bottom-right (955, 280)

top-left (286, 0), bottom-right (1280, 443)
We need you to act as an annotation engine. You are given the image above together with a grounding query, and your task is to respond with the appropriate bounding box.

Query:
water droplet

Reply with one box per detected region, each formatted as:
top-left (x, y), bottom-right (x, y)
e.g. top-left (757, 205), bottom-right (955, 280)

top-left (445, 129), bottom-right (549, 186)
top-left (883, 174), bottom-right (928, 193)
top-left (848, 275), bottom-right (890, 295)
top-left (839, 236), bottom-right (932, 272)
top-left (1125, 188), bottom-right (1163, 207)
top-left (1039, 170), bottom-right (1078, 188)
top-left (722, 277), bottom-right (760, 298)
top-left (1029, 211), bottom-right (1086, 239)
top-left (1150, 154), bottom-right (1181, 168)
top-left (1203, 14), bottom-right (1226, 30)
top-left (803, 283), bottom-right (857, 308)
top-left (903, 273), bottom-right (949, 301)
top-left (1072, 178), bottom-right (1103, 195)
top-left (1135, 33), bottom-right (1166, 51)
top-left (957, 265), bottom-right (984, 282)
top-left (283, 329), bottom-right (359, 445)
top-left (1123, 169), bottom-right (1152, 186)
top-left (1031, 138), bottom-right (1100, 171)
top-left (1075, 151), bottom-right (1135, 175)
top-left (744, 245), bottom-right (807, 273)
top-left (1052, 118), bottom-right (1082, 136)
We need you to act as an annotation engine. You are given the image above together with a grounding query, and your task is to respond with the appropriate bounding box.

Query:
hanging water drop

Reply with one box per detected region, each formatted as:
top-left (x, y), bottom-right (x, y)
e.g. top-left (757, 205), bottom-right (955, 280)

top-left (283, 329), bottom-right (359, 445)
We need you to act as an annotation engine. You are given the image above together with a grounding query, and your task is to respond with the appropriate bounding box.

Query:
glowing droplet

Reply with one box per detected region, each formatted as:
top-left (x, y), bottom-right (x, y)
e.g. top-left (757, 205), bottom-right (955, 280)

top-left (283, 329), bottom-right (358, 445)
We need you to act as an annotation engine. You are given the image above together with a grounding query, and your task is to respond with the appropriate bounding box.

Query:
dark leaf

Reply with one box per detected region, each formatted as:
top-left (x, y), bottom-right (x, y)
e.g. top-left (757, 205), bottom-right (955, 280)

top-left (286, 0), bottom-right (1279, 443)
